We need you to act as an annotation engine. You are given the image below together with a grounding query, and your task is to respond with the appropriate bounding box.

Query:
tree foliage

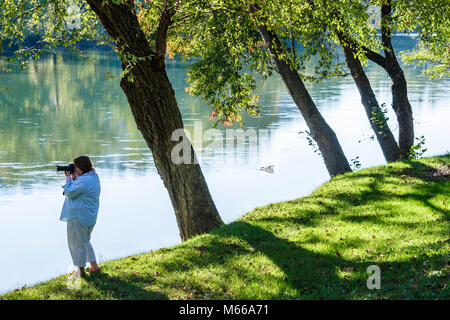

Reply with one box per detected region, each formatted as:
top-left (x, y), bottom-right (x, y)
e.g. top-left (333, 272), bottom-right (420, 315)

top-left (137, 0), bottom-right (449, 145)
top-left (0, 0), bottom-right (107, 71)
top-left (137, 0), bottom-right (352, 128)
top-left (2, 0), bottom-right (447, 115)
top-left (156, 0), bottom-right (271, 127)
top-left (394, 0), bottom-right (449, 79)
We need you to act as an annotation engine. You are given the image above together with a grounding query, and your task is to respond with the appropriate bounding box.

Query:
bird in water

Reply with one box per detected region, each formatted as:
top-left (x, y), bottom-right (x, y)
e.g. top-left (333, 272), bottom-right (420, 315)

top-left (260, 165), bottom-right (274, 174)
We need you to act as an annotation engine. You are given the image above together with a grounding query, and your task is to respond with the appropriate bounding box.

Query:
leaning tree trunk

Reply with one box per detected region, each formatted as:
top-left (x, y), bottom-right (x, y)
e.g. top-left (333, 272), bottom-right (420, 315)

top-left (120, 65), bottom-right (224, 241)
top-left (255, 20), bottom-right (351, 176)
top-left (85, 0), bottom-right (223, 241)
top-left (381, 1), bottom-right (414, 159)
top-left (338, 34), bottom-right (401, 162)
top-left (385, 62), bottom-right (414, 159)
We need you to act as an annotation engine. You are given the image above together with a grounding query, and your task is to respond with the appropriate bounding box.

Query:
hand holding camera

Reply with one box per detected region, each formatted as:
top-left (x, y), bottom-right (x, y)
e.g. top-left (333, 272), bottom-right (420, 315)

top-left (57, 163), bottom-right (78, 181)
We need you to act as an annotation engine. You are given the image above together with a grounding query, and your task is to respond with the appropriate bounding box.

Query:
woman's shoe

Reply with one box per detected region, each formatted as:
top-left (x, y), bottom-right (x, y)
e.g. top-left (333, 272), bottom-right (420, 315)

top-left (89, 267), bottom-right (101, 274)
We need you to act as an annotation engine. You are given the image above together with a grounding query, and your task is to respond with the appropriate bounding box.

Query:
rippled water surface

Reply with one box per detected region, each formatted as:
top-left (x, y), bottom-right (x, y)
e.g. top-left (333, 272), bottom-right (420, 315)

top-left (0, 37), bottom-right (449, 293)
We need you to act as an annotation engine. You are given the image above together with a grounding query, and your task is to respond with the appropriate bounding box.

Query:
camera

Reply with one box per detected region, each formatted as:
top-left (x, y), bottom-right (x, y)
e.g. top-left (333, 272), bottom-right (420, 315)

top-left (56, 163), bottom-right (75, 173)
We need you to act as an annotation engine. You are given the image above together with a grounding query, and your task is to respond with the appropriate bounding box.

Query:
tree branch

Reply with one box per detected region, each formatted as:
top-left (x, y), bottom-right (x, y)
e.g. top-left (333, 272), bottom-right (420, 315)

top-left (323, 0), bottom-right (387, 70)
top-left (154, 0), bottom-right (175, 69)
top-left (381, 0), bottom-right (396, 61)
top-left (361, 45), bottom-right (387, 69)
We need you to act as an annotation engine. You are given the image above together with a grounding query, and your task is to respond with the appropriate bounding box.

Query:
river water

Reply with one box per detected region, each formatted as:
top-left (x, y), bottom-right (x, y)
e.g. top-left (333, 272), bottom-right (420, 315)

top-left (0, 37), bottom-right (449, 293)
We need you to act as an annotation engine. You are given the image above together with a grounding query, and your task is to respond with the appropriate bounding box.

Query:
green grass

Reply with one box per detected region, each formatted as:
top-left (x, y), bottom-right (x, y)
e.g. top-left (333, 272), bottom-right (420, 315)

top-left (2, 155), bottom-right (449, 300)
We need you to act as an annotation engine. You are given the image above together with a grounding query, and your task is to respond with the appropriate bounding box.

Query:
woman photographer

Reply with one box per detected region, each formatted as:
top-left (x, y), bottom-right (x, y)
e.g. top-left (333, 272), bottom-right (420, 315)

top-left (60, 155), bottom-right (101, 278)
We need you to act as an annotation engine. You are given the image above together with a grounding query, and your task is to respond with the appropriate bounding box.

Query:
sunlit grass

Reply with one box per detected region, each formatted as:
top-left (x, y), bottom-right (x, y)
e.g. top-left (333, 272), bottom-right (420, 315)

top-left (2, 155), bottom-right (449, 300)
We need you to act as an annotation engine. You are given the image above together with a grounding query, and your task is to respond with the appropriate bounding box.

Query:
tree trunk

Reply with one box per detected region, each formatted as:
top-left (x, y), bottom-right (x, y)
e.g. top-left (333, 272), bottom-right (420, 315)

top-left (338, 35), bottom-right (401, 162)
top-left (255, 22), bottom-right (351, 176)
top-left (120, 66), bottom-right (224, 241)
top-left (85, 0), bottom-right (223, 241)
top-left (387, 65), bottom-right (414, 158)
top-left (381, 1), bottom-right (414, 158)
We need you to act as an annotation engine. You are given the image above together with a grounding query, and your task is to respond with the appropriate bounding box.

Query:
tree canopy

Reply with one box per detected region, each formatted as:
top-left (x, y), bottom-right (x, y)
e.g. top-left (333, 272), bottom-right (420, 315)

top-left (2, 0), bottom-right (447, 80)
top-left (0, 0), bottom-right (106, 71)
top-left (132, 0), bottom-right (448, 129)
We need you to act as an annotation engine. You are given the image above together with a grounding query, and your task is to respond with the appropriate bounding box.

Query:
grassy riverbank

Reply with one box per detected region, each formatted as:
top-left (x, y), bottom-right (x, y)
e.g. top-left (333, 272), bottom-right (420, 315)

top-left (2, 155), bottom-right (449, 300)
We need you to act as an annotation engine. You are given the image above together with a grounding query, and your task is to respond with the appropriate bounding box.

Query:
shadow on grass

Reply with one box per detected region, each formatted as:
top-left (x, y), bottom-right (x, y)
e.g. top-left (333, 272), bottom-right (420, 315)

top-left (84, 272), bottom-right (168, 300)
top-left (0, 272), bottom-right (168, 300)
top-left (150, 156), bottom-right (449, 299)
top-left (4, 157), bottom-right (448, 299)
top-left (151, 220), bottom-right (448, 299)
top-left (251, 158), bottom-right (448, 231)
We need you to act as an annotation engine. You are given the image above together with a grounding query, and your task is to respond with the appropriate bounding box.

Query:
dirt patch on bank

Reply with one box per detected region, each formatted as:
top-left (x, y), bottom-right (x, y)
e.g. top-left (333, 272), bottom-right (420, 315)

top-left (415, 163), bottom-right (450, 182)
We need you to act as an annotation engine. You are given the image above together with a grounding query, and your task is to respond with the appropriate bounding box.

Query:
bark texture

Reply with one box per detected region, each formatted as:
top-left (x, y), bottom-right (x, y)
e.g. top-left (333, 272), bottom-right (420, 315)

top-left (381, 0), bottom-right (414, 158)
top-left (85, 0), bottom-right (223, 241)
top-left (329, 0), bottom-right (414, 159)
top-left (338, 33), bottom-right (401, 162)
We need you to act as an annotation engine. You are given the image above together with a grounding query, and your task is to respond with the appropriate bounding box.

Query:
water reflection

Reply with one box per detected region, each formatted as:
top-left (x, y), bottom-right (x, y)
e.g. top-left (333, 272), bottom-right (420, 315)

top-left (1, 43), bottom-right (445, 191)
top-left (0, 50), bottom-right (287, 191)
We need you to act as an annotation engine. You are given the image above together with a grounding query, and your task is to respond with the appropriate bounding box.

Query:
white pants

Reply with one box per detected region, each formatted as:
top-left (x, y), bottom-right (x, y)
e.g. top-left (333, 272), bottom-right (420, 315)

top-left (67, 218), bottom-right (96, 268)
